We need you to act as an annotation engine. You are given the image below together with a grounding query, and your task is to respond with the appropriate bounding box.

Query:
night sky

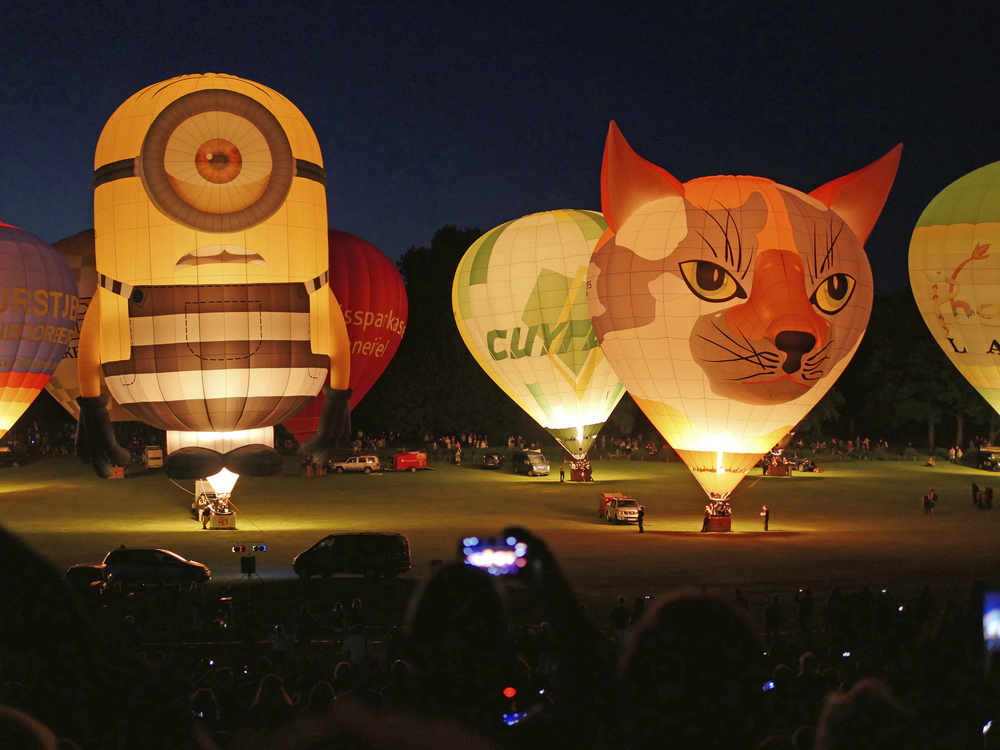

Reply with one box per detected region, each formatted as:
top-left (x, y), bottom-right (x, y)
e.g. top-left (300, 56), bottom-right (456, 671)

top-left (1, 1), bottom-right (996, 293)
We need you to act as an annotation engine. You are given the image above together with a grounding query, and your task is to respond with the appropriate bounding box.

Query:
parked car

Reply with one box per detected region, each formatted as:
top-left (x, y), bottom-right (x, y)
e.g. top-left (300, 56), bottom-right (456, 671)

top-left (512, 449), bottom-right (549, 476)
top-left (293, 533), bottom-right (411, 581)
top-left (605, 496), bottom-right (641, 524)
top-left (330, 455), bottom-right (381, 474)
top-left (0, 446), bottom-right (19, 468)
top-left (482, 453), bottom-right (503, 470)
top-left (64, 563), bottom-right (107, 604)
top-left (102, 548), bottom-right (211, 584)
top-left (980, 447), bottom-right (1000, 472)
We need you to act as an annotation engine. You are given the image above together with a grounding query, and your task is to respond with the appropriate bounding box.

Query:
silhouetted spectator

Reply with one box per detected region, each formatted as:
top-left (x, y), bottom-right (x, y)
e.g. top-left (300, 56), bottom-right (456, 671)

top-left (189, 687), bottom-right (221, 735)
top-left (381, 660), bottom-right (415, 712)
top-left (269, 624), bottom-right (292, 666)
top-left (618, 594), bottom-right (767, 749)
top-left (303, 680), bottom-right (334, 713)
top-left (404, 563), bottom-right (514, 737)
top-left (341, 625), bottom-right (369, 676)
top-left (0, 704), bottom-right (59, 750)
top-left (814, 678), bottom-right (916, 749)
top-left (348, 597), bottom-right (366, 628)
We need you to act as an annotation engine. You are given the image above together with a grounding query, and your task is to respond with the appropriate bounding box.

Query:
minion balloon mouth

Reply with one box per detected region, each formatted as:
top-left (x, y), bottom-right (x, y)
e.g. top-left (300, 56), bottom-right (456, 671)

top-left (175, 245), bottom-right (267, 270)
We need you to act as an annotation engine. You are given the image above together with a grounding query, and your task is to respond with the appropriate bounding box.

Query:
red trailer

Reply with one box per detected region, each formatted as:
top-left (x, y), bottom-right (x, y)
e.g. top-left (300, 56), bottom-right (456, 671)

top-left (392, 451), bottom-right (427, 472)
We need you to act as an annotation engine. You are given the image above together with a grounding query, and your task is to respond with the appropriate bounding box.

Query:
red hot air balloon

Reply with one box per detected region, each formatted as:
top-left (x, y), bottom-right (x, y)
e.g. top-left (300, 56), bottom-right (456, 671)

top-left (284, 230), bottom-right (408, 443)
top-left (0, 222), bottom-right (79, 439)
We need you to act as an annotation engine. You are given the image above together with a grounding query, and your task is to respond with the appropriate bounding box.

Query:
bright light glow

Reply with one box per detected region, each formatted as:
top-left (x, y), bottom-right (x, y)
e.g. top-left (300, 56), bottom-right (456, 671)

top-left (467, 548), bottom-right (517, 569)
top-left (716, 450), bottom-right (725, 474)
top-left (207, 468), bottom-right (239, 496)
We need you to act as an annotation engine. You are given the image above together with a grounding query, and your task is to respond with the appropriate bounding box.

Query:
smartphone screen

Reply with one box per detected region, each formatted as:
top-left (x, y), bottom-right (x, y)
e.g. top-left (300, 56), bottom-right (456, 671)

top-left (462, 536), bottom-right (528, 575)
top-left (984, 590), bottom-right (1000, 653)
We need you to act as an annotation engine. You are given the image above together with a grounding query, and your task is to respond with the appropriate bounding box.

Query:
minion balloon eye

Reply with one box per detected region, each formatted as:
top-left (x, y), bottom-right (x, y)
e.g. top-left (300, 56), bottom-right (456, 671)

top-left (138, 90), bottom-right (295, 232)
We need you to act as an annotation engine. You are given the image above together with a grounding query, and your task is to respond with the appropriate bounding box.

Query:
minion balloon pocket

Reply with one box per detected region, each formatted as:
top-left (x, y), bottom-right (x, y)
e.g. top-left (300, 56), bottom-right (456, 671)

top-left (76, 74), bottom-right (352, 479)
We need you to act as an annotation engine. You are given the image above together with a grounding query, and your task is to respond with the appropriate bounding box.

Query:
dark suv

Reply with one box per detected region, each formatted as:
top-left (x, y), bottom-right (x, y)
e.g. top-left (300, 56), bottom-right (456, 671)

top-left (102, 548), bottom-right (211, 584)
top-left (293, 533), bottom-right (411, 581)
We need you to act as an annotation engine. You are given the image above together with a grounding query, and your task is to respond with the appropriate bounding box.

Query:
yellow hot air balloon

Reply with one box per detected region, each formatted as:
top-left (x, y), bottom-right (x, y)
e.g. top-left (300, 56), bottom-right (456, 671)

top-left (453, 210), bottom-right (625, 458)
top-left (587, 123), bottom-right (901, 500)
top-left (909, 161), bottom-right (1000, 413)
top-left (76, 73), bottom-right (352, 479)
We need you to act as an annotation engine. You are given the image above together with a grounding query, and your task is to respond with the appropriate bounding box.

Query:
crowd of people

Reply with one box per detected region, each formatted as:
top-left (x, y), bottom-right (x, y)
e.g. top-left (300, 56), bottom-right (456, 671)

top-left (1, 521), bottom-right (994, 750)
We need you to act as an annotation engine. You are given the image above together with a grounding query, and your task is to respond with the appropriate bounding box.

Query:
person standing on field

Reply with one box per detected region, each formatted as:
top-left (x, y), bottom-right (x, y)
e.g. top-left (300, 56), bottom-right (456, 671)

top-left (637, 505), bottom-right (645, 533)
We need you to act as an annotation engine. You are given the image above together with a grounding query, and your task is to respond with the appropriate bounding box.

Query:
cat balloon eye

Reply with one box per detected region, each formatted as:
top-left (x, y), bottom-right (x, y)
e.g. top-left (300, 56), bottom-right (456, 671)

top-left (679, 260), bottom-right (748, 303)
top-left (811, 273), bottom-right (856, 314)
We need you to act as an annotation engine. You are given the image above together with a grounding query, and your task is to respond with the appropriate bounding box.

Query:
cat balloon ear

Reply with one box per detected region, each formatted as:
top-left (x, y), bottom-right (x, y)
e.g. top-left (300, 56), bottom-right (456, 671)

top-left (809, 144), bottom-right (903, 246)
top-left (601, 121), bottom-right (685, 233)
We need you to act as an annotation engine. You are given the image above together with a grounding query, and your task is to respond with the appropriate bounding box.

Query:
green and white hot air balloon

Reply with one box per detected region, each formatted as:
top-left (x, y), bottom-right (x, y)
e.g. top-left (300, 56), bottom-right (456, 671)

top-left (452, 210), bottom-right (625, 458)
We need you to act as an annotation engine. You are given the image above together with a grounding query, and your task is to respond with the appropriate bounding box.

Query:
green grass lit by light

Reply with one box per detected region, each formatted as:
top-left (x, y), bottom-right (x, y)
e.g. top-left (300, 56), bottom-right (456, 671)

top-left (1, 453), bottom-right (997, 614)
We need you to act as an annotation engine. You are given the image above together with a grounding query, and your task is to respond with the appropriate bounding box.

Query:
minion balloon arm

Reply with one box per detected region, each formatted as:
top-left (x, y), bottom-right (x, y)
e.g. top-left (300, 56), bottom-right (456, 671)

top-left (301, 286), bottom-right (352, 463)
top-left (74, 293), bottom-right (130, 478)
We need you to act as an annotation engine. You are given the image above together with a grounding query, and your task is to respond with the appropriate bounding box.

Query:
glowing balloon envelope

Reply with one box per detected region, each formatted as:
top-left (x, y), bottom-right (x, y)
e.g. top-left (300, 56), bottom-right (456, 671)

top-left (453, 210), bottom-right (625, 458)
top-left (587, 123), bottom-right (900, 498)
top-left (0, 222), bottom-right (79, 439)
top-left (283, 229), bottom-right (407, 443)
top-left (909, 161), bottom-right (1000, 412)
top-left (45, 230), bottom-right (133, 421)
top-left (79, 73), bottom-right (351, 478)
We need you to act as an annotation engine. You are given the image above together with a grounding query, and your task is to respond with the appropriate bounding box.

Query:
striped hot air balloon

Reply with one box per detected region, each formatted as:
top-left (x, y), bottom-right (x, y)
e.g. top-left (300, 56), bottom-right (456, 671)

top-left (0, 222), bottom-right (78, 440)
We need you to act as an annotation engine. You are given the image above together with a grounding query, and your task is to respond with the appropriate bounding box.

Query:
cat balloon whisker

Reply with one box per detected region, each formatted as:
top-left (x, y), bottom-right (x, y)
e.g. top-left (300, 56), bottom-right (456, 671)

top-left (695, 337), bottom-right (762, 362)
top-left (709, 324), bottom-right (756, 354)
top-left (805, 344), bottom-right (832, 365)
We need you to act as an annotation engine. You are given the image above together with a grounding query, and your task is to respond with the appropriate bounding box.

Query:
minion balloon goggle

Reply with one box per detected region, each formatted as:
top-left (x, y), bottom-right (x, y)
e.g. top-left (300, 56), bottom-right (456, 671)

top-left (93, 89), bottom-right (326, 237)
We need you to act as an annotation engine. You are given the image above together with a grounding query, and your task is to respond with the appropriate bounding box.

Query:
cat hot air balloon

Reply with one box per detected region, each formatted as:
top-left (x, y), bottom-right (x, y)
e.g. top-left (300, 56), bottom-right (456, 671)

top-left (0, 222), bottom-right (78, 439)
top-left (283, 229), bottom-right (407, 444)
top-left (76, 73), bottom-right (352, 479)
top-left (909, 161), bottom-right (1000, 415)
top-left (587, 123), bottom-right (900, 500)
top-left (453, 210), bottom-right (625, 458)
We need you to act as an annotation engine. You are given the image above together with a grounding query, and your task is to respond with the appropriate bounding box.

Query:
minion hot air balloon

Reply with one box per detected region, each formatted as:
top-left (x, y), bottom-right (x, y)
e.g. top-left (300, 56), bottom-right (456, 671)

top-left (0, 223), bottom-right (78, 439)
top-left (587, 123), bottom-right (900, 501)
top-left (76, 74), bottom-right (351, 479)
top-left (453, 210), bottom-right (625, 459)
top-left (909, 161), bottom-right (1000, 415)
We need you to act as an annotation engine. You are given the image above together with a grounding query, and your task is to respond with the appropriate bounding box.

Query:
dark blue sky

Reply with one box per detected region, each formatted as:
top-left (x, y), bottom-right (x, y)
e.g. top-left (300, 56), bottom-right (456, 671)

top-left (1, 1), bottom-right (996, 292)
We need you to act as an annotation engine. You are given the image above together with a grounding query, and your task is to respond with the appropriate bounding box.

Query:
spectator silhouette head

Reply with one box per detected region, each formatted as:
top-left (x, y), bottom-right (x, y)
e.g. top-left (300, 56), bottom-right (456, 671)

top-left (250, 674), bottom-right (292, 710)
top-left (404, 562), bottom-right (512, 735)
top-left (306, 680), bottom-right (334, 711)
top-left (814, 678), bottom-right (914, 749)
top-left (333, 661), bottom-right (353, 694)
top-left (189, 687), bottom-right (220, 725)
top-left (0, 704), bottom-right (59, 750)
top-left (618, 593), bottom-right (766, 750)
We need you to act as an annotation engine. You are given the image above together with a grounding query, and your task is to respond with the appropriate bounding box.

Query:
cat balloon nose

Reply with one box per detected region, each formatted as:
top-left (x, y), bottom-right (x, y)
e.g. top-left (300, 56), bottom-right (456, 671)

top-left (775, 331), bottom-right (816, 373)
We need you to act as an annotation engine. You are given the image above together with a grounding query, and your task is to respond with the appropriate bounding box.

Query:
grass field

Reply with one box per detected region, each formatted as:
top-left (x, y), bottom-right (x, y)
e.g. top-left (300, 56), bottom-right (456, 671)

top-left (2, 453), bottom-right (997, 622)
